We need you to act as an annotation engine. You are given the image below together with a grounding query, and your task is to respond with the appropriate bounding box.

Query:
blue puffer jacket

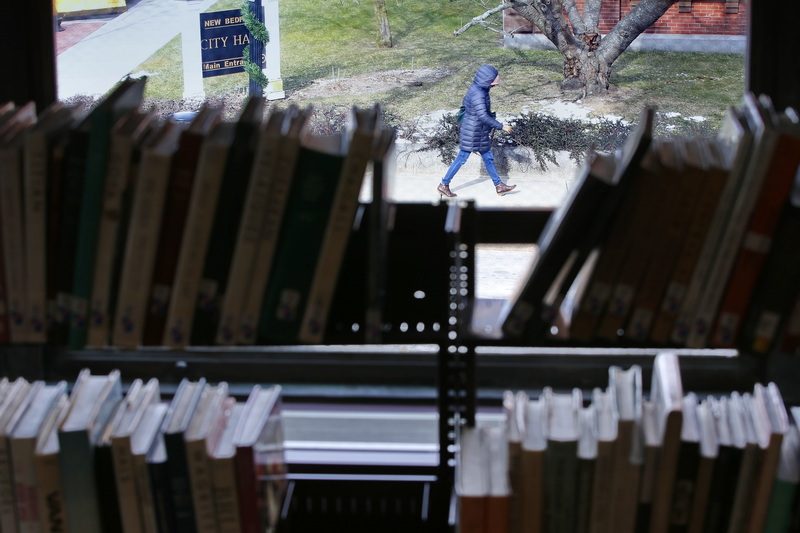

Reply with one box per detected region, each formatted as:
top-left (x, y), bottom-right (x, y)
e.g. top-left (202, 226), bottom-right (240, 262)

top-left (459, 65), bottom-right (503, 154)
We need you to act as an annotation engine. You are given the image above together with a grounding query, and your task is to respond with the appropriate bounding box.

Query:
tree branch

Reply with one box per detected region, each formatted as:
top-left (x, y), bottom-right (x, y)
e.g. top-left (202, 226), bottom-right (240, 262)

top-left (453, 2), bottom-right (514, 36)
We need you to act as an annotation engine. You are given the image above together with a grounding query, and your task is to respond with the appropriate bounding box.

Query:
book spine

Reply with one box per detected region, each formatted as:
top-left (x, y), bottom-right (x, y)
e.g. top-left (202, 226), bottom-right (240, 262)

top-left (237, 134), bottom-right (303, 345)
top-left (185, 439), bottom-right (217, 533)
top-left (298, 127), bottom-right (375, 343)
top-left (35, 452), bottom-right (67, 533)
top-left (85, 134), bottom-right (136, 347)
top-left (111, 437), bottom-right (142, 533)
top-left (210, 457), bottom-right (242, 533)
top-left (649, 163), bottom-right (729, 344)
top-left (142, 132), bottom-right (204, 347)
top-left (57, 431), bottom-right (103, 532)
top-left (164, 433), bottom-right (197, 533)
top-left (235, 447), bottom-right (259, 533)
top-left (112, 151), bottom-right (173, 349)
top-left (710, 133), bottom-right (800, 348)
top-left (132, 453), bottom-right (159, 533)
top-left (779, 292), bottom-right (800, 354)
top-left (683, 128), bottom-right (780, 348)
top-left (10, 438), bottom-right (37, 533)
top-left (624, 161), bottom-right (702, 342)
top-left (0, 145), bottom-right (31, 343)
top-left (68, 111), bottom-right (115, 350)
top-left (257, 148), bottom-right (344, 343)
top-left (23, 131), bottom-right (50, 343)
top-left (215, 128), bottom-right (282, 345)
top-left (53, 131), bottom-right (90, 345)
top-left (190, 123), bottom-right (260, 347)
top-left (162, 141), bottom-right (230, 348)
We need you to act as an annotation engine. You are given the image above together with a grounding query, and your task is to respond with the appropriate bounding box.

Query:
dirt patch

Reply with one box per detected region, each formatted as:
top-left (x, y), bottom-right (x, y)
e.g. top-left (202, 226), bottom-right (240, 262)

top-left (287, 68), bottom-right (450, 99)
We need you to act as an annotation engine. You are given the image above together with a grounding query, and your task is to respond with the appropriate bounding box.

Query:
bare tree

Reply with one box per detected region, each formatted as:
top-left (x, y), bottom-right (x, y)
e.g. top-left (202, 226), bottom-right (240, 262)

top-left (374, 0), bottom-right (393, 47)
top-left (455, 0), bottom-right (678, 95)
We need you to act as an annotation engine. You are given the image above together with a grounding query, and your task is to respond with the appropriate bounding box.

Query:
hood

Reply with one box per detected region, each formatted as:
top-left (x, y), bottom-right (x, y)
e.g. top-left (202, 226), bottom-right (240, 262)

top-left (473, 65), bottom-right (499, 88)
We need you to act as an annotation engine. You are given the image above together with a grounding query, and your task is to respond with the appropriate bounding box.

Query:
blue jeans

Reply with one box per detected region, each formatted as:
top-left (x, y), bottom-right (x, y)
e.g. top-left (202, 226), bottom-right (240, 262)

top-left (441, 150), bottom-right (502, 186)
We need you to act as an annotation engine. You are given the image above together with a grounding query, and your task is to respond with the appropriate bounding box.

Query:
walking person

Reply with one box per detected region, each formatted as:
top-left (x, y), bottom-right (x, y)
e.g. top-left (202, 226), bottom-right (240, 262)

top-left (437, 64), bottom-right (517, 198)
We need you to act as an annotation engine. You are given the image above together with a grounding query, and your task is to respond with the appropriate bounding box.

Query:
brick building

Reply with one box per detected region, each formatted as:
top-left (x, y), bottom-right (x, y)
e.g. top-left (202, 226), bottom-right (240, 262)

top-left (504, 0), bottom-right (747, 53)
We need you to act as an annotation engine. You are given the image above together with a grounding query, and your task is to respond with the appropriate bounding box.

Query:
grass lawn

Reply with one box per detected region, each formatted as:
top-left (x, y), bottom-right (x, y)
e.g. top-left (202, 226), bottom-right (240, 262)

top-left (134, 0), bottom-right (746, 132)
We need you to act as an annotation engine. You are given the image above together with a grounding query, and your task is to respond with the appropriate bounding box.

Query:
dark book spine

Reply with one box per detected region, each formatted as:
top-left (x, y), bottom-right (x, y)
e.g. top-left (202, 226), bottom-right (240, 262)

top-left (163, 433), bottom-right (197, 533)
top-left (52, 130), bottom-right (90, 345)
top-left (190, 123), bottom-right (258, 346)
top-left (142, 132), bottom-right (203, 346)
top-left (93, 444), bottom-right (123, 531)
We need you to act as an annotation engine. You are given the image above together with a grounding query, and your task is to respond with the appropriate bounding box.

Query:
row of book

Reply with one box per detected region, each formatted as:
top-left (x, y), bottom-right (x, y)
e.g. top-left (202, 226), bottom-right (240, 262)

top-left (456, 352), bottom-right (800, 533)
top-left (0, 369), bottom-right (286, 533)
top-left (499, 93), bottom-right (800, 355)
top-left (0, 75), bottom-right (396, 350)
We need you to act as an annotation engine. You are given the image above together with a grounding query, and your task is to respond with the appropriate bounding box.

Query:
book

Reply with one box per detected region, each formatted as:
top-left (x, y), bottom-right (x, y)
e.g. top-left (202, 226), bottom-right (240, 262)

top-left (298, 104), bottom-right (381, 344)
top-left (506, 106), bottom-right (656, 342)
top-left (607, 364), bottom-right (643, 533)
top-left (57, 369), bottom-right (123, 533)
top-left (184, 383), bottom-right (232, 533)
top-left (146, 425), bottom-right (175, 533)
top-left (22, 102), bottom-right (77, 343)
top-left (111, 119), bottom-right (182, 348)
top-left (519, 393), bottom-right (547, 533)
top-left (160, 377), bottom-right (208, 533)
top-left (209, 400), bottom-right (245, 533)
top-left (745, 382), bottom-right (790, 533)
top-left (710, 101), bottom-right (800, 348)
top-left (762, 417), bottom-right (799, 533)
top-left (8, 380), bottom-right (68, 533)
top-left (736, 167), bottom-right (800, 355)
top-left (95, 380), bottom-right (150, 532)
top-left (543, 387), bottom-right (581, 533)
top-left (727, 390), bottom-right (767, 533)
top-left (0, 378), bottom-right (35, 533)
top-left (236, 105), bottom-right (311, 345)
top-left (669, 103), bottom-right (758, 346)
top-left (503, 390), bottom-right (524, 533)
top-left (575, 404), bottom-right (597, 533)
top-left (648, 136), bottom-right (732, 344)
top-left (668, 392), bottom-right (702, 532)
top-left (587, 386), bottom-right (617, 533)
top-left (130, 401), bottom-right (169, 533)
top-left (364, 124), bottom-right (397, 343)
top-left (215, 108), bottom-right (288, 345)
top-left (647, 352), bottom-right (684, 533)
top-left (108, 377), bottom-right (161, 533)
top-left (141, 103), bottom-right (223, 346)
top-left (565, 147), bottom-right (659, 342)
top-left (684, 93), bottom-right (784, 348)
top-left (455, 425), bottom-right (488, 533)
top-left (85, 108), bottom-right (157, 347)
top-left (623, 139), bottom-right (709, 342)
top-left (232, 384), bottom-right (285, 533)
top-left (780, 292), bottom-right (800, 355)
top-left (190, 95), bottom-right (265, 346)
top-left (0, 101), bottom-right (38, 343)
top-left (634, 399), bottom-right (660, 533)
top-left (484, 424), bottom-right (511, 533)
top-left (33, 391), bottom-right (71, 533)
top-left (701, 395), bottom-right (745, 533)
top-left (67, 76), bottom-right (147, 349)
top-left (500, 149), bottom-right (619, 342)
top-left (594, 142), bottom-right (672, 342)
top-left (686, 397), bottom-right (719, 533)
top-left (162, 120), bottom-right (236, 348)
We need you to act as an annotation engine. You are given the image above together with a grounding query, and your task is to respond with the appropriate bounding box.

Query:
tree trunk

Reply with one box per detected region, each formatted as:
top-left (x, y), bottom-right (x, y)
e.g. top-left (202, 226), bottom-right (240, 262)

top-left (373, 0), bottom-right (392, 48)
top-left (561, 33), bottom-right (610, 95)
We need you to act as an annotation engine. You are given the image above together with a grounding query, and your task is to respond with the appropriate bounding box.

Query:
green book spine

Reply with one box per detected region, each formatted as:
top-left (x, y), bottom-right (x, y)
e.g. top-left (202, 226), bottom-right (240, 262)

top-left (258, 146), bottom-right (344, 343)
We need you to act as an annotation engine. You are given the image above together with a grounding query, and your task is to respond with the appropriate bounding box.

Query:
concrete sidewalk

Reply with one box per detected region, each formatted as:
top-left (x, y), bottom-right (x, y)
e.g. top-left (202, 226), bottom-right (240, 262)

top-left (57, 0), bottom-right (218, 100)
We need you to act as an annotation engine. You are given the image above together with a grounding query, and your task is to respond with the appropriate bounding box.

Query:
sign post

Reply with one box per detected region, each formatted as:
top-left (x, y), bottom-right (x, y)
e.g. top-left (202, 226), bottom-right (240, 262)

top-left (182, 0), bottom-right (204, 99)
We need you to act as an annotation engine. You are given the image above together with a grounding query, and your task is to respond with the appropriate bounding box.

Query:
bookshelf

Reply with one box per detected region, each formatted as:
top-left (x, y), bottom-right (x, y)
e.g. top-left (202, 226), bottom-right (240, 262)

top-left (2, 0), bottom-right (800, 531)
